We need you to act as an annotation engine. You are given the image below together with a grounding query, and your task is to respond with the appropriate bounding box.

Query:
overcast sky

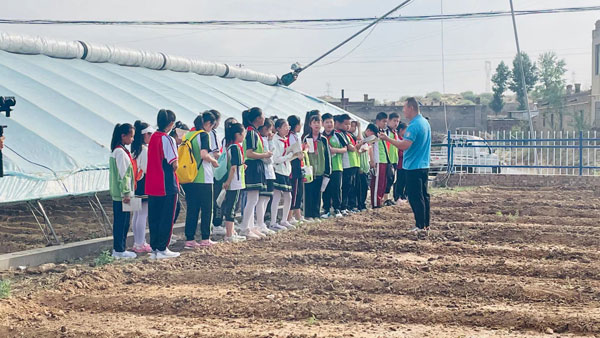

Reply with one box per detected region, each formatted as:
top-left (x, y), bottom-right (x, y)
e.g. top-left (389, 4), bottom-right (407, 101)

top-left (2, 0), bottom-right (599, 101)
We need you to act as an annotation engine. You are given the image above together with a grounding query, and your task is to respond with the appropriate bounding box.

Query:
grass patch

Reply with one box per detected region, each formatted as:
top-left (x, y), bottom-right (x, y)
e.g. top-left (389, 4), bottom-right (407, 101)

top-left (0, 280), bottom-right (11, 299)
top-left (94, 250), bottom-right (114, 267)
top-left (307, 314), bottom-right (318, 325)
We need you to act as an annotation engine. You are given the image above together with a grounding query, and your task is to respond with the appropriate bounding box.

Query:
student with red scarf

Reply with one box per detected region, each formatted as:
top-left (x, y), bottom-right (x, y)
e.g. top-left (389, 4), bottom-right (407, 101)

top-left (145, 109), bottom-right (181, 259)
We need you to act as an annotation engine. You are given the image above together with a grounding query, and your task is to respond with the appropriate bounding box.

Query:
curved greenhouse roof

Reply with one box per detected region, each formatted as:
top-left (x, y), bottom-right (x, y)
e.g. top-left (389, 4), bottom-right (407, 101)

top-left (0, 34), bottom-right (363, 204)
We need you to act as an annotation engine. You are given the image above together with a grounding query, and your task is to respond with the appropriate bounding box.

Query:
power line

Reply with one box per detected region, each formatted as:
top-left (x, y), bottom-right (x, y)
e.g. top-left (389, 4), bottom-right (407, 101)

top-left (0, 6), bottom-right (598, 27)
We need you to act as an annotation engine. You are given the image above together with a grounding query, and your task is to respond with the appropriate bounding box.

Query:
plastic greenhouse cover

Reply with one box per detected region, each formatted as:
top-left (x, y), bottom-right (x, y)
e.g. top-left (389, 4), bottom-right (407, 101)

top-left (0, 50), bottom-right (365, 204)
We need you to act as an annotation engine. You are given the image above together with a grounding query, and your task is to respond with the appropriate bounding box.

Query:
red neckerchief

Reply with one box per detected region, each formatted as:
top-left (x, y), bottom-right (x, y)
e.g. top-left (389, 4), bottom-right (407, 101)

top-left (309, 134), bottom-right (319, 155)
top-left (118, 145), bottom-right (139, 189)
top-left (323, 130), bottom-right (335, 145)
top-left (341, 130), bottom-right (357, 146)
top-left (247, 126), bottom-right (264, 149)
top-left (235, 142), bottom-right (244, 163)
top-left (278, 134), bottom-right (290, 155)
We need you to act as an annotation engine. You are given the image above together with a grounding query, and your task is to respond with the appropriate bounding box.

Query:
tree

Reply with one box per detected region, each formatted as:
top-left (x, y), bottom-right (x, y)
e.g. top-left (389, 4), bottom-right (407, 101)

top-left (489, 61), bottom-right (510, 113)
top-left (508, 52), bottom-right (538, 111)
top-left (479, 93), bottom-right (493, 106)
top-left (533, 52), bottom-right (567, 130)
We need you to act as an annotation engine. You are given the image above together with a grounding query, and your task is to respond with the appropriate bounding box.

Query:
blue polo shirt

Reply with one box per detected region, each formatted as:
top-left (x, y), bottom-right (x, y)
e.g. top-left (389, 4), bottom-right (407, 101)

top-left (403, 114), bottom-right (431, 170)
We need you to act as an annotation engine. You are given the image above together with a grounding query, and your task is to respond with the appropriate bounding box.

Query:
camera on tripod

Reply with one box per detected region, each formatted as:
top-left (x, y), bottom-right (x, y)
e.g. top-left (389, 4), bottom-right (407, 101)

top-left (0, 96), bottom-right (16, 117)
top-left (0, 96), bottom-right (16, 177)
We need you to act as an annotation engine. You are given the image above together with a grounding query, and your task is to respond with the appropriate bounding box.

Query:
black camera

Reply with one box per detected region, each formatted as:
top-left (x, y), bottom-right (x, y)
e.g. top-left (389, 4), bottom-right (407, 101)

top-left (0, 96), bottom-right (16, 117)
top-left (0, 96), bottom-right (15, 177)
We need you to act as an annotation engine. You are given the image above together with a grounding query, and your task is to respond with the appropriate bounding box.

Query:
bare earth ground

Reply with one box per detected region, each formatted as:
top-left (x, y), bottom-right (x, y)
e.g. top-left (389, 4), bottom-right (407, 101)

top-left (0, 186), bottom-right (599, 337)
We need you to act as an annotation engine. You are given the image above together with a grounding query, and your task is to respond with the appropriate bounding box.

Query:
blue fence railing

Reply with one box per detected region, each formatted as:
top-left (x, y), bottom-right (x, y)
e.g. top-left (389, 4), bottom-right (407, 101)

top-left (431, 130), bottom-right (600, 176)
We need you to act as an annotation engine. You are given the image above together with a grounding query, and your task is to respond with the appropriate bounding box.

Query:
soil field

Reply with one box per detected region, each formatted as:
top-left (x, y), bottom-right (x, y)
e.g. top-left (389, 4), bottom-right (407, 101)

top-left (1, 186), bottom-right (599, 337)
top-left (0, 193), bottom-right (186, 254)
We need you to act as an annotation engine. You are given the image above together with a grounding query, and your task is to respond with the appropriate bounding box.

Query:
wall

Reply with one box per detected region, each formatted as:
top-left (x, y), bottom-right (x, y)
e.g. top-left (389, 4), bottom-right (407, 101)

top-left (434, 173), bottom-right (600, 191)
top-left (331, 100), bottom-right (491, 133)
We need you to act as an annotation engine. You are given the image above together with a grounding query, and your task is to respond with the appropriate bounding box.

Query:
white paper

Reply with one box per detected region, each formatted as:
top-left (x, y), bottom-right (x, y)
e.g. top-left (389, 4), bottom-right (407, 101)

top-left (363, 135), bottom-right (377, 144)
top-left (122, 197), bottom-right (142, 212)
top-left (305, 138), bottom-right (314, 153)
top-left (320, 176), bottom-right (330, 192)
top-left (216, 189), bottom-right (227, 208)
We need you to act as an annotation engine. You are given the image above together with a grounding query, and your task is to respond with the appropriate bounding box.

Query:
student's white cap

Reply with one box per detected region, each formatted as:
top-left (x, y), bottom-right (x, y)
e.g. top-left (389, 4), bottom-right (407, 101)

top-left (141, 126), bottom-right (156, 134)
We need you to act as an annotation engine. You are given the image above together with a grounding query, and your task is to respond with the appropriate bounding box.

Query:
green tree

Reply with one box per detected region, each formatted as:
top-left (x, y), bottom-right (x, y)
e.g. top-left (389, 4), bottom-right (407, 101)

top-left (508, 52), bottom-right (538, 111)
top-left (426, 91), bottom-right (442, 101)
top-left (533, 52), bottom-right (567, 130)
top-left (460, 91), bottom-right (478, 103)
top-left (489, 61), bottom-right (510, 113)
top-left (479, 93), bottom-right (493, 106)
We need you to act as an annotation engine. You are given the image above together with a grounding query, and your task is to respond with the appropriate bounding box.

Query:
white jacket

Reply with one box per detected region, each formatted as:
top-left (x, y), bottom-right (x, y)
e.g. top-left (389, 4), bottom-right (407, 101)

top-left (272, 133), bottom-right (295, 176)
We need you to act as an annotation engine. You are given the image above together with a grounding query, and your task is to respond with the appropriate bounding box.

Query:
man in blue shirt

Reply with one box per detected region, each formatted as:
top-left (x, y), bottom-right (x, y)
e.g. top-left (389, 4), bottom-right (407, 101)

top-left (380, 97), bottom-right (431, 232)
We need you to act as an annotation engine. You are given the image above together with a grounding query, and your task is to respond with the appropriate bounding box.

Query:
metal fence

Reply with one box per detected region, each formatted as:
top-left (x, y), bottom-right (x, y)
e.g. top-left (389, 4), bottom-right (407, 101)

top-left (431, 130), bottom-right (600, 176)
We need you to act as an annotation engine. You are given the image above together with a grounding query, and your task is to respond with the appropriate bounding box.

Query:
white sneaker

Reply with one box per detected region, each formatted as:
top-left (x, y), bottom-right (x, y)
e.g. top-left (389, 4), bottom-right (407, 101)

top-left (251, 227), bottom-right (266, 238)
top-left (280, 220), bottom-right (295, 229)
top-left (408, 227), bottom-right (422, 233)
top-left (225, 234), bottom-right (246, 243)
top-left (155, 248), bottom-right (180, 259)
top-left (258, 225), bottom-right (276, 236)
top-left (334, 210), bottom-right (343, 218)
top-left (112, 250), bottom-right (137, 260)
top-left (212, 226), bottom-right (226, 236)
top-left (269, 223), bottom-right (288, 232)
top-left (321, 213), bottom-right (330, 219)
top-left (241, 229), bottom-right (261, 240)
top-left (288, 218), bottom-right (298, 226)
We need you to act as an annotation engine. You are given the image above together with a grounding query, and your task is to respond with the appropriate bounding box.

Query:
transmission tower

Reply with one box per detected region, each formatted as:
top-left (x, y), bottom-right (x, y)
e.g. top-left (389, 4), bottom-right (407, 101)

top-left (485, 61), bottom-right (492, 93)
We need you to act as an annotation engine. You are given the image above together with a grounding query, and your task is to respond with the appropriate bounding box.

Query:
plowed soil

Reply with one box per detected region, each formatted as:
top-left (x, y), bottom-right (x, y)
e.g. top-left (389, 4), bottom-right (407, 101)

top-left (1, 186), bottom-right (599, 337)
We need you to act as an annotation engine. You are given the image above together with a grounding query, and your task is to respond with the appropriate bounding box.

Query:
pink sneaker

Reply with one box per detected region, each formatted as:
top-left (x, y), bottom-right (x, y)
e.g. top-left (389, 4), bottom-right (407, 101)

top-left (133, 243), bottom-right (152, 253)
top-left (184, 240), bottom-right (202, 249)
top-left (199, 239), bottom-right (217, 248)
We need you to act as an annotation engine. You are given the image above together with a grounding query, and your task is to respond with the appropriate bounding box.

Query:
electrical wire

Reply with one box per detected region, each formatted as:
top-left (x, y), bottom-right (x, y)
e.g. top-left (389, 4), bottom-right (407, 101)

top-left (3, 144), bottom-right (69, 192)
top-left (0, 6), bottom-right (598, 27)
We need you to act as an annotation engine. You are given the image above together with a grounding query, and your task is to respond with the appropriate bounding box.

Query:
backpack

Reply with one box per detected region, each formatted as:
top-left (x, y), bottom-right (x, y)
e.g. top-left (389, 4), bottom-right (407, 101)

top-left (214, 144), bottom-right (243, 182)
top-left (176, 130), bottom-right (204, 184)
top-left (214, 150), bottom-right (229, 181)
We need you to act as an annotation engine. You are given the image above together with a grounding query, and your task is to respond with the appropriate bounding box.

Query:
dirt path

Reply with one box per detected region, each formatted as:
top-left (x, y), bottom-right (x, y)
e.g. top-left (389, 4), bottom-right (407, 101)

top-left (1, 186), bottom-right (599, 337)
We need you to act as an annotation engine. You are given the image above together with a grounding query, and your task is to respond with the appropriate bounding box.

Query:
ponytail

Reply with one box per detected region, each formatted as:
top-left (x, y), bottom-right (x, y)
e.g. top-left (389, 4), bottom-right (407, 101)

top-left (132, 120), bottom-right (149, 159)
top-left (111, 123), bottom-right (133, 151)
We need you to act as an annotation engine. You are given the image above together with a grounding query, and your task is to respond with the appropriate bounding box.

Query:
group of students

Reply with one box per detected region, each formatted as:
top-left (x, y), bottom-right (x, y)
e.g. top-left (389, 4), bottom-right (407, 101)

top-left (108, 105), bottom-right (416, 260)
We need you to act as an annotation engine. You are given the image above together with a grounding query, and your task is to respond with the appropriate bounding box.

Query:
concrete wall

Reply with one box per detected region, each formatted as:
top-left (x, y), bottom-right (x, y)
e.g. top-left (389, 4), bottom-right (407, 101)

top-left (434, 173), bottom-right (600, 190)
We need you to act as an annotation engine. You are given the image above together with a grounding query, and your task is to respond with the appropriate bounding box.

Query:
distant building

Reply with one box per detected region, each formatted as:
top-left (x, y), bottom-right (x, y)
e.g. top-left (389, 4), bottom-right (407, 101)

top-left (323, 91), bottom-right (492, 133)
top-left (534, 84), bottom-right (592, 131)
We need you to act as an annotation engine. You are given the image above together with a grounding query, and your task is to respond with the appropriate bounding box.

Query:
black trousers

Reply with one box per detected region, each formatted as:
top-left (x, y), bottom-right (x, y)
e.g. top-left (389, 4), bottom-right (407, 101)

top-left (394, 168), bottom-right (407, 201)
top-left (222, 190), bottom-right (241, 222)
top-left (385, 165), bottom-right (397, 194)
top-left (212, 177), bottom-right (224, 227)
top-left (341, 167), bottom-right (358, 210)
top-left (304, 175), bottom-right (323, 218)
top-left (405, 169), bottom-right (431, 229)
top-left (357, 172), bottom-right (369, 210)
top-left (182, 183), bottom-right (213, 241)
top-left (148, 194), bottom-right (178, 251)
top-left (323, 170), bottom-right (342, 213)
top-left (112, 201), bottom-right (131, 252)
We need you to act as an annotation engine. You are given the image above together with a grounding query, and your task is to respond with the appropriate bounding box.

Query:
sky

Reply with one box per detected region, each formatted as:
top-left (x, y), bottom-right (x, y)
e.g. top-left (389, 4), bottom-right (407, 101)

top-left (1, 0), bottom-right (599, 102)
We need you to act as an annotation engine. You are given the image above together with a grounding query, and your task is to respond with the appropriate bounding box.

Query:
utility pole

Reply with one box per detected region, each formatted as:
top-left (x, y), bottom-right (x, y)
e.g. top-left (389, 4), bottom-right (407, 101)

top-left (509, 0), bottom-right (537, 165)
